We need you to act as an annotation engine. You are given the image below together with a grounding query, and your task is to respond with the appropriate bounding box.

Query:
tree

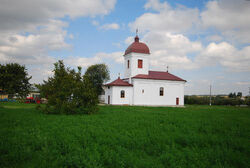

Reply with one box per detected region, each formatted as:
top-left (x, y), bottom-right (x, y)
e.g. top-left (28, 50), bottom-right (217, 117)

top-left (84, 64), bottom-right (110, 95)
top-left (229, 92), bottom-right (236, 98)
top-left (237, 92), bottom-right (242, 97)
top-left (0, 63), bottom-right (31, 98)
top-left (38, 60), bottom-right (98, 114)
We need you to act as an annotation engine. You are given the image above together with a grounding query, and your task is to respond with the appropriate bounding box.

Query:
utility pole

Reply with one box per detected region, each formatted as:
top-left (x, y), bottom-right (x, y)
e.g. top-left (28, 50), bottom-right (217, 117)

top-left (209, 84), bottom-right (212, 106)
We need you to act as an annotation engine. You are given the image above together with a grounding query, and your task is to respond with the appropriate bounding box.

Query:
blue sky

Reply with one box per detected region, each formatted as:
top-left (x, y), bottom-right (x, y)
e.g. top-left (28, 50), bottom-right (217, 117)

top-left (0, 0), bottom-right (250, 95)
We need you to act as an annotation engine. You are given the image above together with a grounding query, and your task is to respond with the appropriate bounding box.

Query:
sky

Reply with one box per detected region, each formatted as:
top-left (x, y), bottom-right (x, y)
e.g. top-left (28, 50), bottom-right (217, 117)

top-left (0, 0), bottom-right (250, 95)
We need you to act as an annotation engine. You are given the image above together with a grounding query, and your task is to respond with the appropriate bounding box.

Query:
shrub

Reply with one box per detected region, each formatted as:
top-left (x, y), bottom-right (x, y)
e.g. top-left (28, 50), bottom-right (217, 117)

top-left (245, 97), bottom-right (250, 106)
top-left (37, 60), bottom-right (99, 114)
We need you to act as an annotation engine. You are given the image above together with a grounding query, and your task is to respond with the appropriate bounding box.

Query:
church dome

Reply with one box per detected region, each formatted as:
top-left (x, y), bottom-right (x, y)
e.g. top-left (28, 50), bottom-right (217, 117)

top-left (124, 36), bottom-right (150, 55)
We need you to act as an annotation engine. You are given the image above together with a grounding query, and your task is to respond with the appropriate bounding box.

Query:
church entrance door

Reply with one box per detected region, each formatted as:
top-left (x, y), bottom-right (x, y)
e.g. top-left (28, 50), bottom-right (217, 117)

top-left (108, 96), bottom-right (110, 104)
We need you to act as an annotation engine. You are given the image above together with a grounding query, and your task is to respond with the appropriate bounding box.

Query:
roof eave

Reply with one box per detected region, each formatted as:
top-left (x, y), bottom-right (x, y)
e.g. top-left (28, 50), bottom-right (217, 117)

top-left (132, 77), bottom-right (186, 82)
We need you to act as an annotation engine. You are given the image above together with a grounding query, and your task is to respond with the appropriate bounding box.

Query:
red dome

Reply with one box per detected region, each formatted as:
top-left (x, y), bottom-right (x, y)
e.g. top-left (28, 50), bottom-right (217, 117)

top-left (124, 36), bottom-right (150, 55)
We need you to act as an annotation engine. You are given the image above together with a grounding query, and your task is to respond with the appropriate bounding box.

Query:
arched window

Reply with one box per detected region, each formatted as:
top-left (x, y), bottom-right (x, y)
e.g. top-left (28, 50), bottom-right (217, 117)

top-left (127, 60), bottom-right (130, 69)
top-left (121, 90), bottom-right (125, 98)
top-left (159, 87), bottom-right (164, 96)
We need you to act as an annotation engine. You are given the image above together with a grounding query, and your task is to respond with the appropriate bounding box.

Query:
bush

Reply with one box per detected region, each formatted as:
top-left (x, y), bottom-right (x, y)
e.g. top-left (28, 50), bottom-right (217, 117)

top-left (245, 97), bottom-right (250, 106)
top-left (37, 61), bottom-right (99, 114)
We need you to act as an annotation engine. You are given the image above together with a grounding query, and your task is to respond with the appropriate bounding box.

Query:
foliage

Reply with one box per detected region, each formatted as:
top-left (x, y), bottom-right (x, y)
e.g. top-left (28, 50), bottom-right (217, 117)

top-left (0, 63), bottom-right (31, 98)
top-left (228, 92), bottom-right (242, 98)
top-left (245, 97), bottom-right (250, 106)
top-left (84, 64), bottom-right (110, 95)
top-left (229, 92), bottom-right (236, 98)
top-left (0, 103), bottom-right (249, 168)
top-left (37, 60), bottom-right (98, 114)
top-left (237, 92), bottom-right (242, 97)
top-left (185, 95), bottom-right (249, 106)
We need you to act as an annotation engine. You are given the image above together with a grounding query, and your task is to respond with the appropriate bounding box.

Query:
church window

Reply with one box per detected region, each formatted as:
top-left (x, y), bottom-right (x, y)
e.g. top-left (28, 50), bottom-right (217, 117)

top-left (121, 90), bottom-right (125, 98)
top-left (142, 89), bottom-right (144, 93)
top-left (160, 87), bottom-right (164, 96)
top-left (127, 60), bottom-right (130, 68)
top-left (138, 59), bottom-right (143, 68)
top-left (108, 86), bottom-right (110, 89)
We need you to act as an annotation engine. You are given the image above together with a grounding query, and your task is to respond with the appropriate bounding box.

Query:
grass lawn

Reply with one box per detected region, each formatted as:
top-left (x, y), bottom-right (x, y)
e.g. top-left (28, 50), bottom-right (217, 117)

top-left (0, 103), bottom-right (249, 168)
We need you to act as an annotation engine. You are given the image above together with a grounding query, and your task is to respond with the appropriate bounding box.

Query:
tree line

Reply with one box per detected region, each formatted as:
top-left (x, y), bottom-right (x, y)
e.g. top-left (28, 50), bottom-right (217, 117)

top-left (0, 61), bottom-right (110, 114)
top-left (185, 95), bottom-right (250, 106)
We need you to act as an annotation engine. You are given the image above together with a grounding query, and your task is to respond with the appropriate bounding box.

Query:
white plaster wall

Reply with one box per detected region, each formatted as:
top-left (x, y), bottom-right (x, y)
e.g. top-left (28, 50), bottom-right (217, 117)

top-left (104, 86), bottom-right (133, 105)
top-left (104, 86), bottom-right (113, 104)
top-left (98, 95), bottom-right (105, 103)
top-left (132, 79), bottom-right (185, 106)
top-left (111, 86), bottom-right (133, 105)
top-left (124, 52), bottom-right (149, 79)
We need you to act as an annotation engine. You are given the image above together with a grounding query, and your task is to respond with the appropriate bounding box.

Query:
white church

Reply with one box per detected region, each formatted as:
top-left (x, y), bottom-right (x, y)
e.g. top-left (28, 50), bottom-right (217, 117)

top-left (104, 35), bottom-right (186, 106)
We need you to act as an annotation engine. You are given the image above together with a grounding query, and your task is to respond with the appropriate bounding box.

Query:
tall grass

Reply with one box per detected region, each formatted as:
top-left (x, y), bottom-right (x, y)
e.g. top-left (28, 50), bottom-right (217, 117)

top-left (0, 103), bottom-right (249, 168)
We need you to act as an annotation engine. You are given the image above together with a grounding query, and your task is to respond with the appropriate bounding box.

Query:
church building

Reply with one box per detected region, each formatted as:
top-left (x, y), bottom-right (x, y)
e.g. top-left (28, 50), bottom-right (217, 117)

top-left (104, 35), bottom-right (186, 106)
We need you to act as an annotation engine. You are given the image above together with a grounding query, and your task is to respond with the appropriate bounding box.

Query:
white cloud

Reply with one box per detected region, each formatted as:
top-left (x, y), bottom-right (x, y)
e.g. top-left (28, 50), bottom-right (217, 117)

top-left (140, 31), bottom-right (201, 70)
top-left (201, 0), bottom-right (250, 43)
top-left (65, 56), bottom-right (101, 68)
top-left (126, 0), bottom-right (250, 73)
top-left (0, 20), bottom-right (68, 65)
top-left (129, 0), bottom-right (199, 33)
top-left (64, 51), bottom-right (123, 68)
top-left (195, 42), bottom-right (250, 72)
top-left (144, 0), bottom-right (169, 11)
top-left (236, 82), bottom-right (250, 85)
top-left (100, 23), bottom-right (120, 30)
top-left (125, 36), bottom-right (134, 45)
top-left (0, 0), bottom-right (117, 83)
top-left (96, 52), bottom-right (123, 63)
top-left (0, 0), bottom-right (116, 33)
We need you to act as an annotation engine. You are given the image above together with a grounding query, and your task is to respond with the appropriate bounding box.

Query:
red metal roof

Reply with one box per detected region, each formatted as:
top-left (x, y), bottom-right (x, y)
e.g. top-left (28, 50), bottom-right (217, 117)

top-left (132, 71), bottom-right (186, 82)
top-left (104, 77), bottom-right (133, 86)
top-left (124, 36), bottom-right (150, 55)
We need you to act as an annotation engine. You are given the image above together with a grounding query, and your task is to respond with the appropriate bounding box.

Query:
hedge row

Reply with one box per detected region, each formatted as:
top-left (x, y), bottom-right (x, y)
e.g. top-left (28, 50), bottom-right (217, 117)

top-left (184, 96), bottom-right (250, 106)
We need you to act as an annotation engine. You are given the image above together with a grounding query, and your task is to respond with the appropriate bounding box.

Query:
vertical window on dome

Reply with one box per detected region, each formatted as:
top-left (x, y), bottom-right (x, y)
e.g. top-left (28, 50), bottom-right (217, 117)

top-left (121, 90), bottom-right (125, 98)
top-left (160, 87), bottom-right (164, 96)
top-left (127, 60), bottom-right (130, 69)
top-left (138, 59), bottom-right (143, 68)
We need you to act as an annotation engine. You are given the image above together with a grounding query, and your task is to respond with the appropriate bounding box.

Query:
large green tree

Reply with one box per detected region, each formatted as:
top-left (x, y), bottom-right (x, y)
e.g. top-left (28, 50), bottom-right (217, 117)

top-left (38, 60), bottom-right (98, 114)
top-left (84, 64), bottom-right (110, 95)
top-left (0, 63), bottom-right (31, 98)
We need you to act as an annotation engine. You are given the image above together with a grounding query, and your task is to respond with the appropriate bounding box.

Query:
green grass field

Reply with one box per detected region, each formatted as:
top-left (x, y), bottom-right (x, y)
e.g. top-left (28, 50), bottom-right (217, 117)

top-left (0, 103), bottom-right (249, 168)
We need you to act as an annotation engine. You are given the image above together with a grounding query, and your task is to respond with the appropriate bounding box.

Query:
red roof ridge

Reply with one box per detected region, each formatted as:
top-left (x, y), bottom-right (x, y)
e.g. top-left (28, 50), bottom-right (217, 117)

top-left (104, 77), bottom-right (133, 86)
top-left (132, 70), bottom-right (186, 82)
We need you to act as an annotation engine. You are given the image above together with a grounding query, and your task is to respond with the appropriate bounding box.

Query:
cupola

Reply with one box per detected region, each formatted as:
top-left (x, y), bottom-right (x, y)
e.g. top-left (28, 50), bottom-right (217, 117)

top-left (124, 36), bottom-right (150, 55)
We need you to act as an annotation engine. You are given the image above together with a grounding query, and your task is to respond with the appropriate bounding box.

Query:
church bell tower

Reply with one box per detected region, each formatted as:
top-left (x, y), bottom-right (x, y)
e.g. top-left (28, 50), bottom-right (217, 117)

top-left (123, 34), bottom-right (150, 80)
